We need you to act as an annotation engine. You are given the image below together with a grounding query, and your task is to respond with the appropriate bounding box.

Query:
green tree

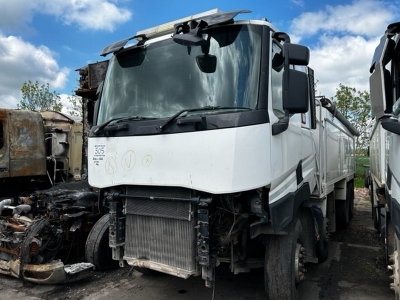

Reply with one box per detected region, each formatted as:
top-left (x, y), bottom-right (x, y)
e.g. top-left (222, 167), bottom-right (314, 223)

top-left (18, 80), bottom-right (62, 112)
top-left (66, 92), bottom-right (83, 117)
top-left (332, 84), bottom-right (371, 154)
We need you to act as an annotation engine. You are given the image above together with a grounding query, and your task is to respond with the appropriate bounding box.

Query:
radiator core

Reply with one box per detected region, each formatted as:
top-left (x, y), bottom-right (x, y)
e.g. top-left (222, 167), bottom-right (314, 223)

top-left (124, 198), bottom-right (198, 275)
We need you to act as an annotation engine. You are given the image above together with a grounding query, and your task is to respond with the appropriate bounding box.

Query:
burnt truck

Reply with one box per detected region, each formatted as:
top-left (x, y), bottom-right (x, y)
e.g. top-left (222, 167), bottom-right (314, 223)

top-left (0, 61), bottom-right (113, 284)
top-left (85, 9), bottom-right (359, 299)
top-left (0, 109), bottom-right (83, 189)
top-left (368, 21), bottom-right (400, 296)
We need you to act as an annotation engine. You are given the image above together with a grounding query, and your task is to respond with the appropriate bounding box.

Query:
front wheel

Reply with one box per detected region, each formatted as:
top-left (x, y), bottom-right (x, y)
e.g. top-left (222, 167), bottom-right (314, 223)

top-left (264, 218), bottom-right (306, 300)
top-left (85, 214), bottom-right (119, 271)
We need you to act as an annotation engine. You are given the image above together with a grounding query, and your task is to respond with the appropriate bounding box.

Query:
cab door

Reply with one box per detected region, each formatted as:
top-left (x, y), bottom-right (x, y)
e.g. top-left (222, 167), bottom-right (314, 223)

top-left (268, 41), bottom-right (315, 203)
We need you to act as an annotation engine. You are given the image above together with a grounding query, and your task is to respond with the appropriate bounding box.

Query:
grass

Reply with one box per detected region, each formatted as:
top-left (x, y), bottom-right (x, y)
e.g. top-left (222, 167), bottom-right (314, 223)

top-left (354, 177), bottom-right (364, 188)
top-left (355, 155), bottom-right (369, 188)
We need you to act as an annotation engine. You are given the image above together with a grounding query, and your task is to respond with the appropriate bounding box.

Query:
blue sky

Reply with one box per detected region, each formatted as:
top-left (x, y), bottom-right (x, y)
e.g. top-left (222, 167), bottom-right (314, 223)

top-left (0, 0), bottom-right (399, 113)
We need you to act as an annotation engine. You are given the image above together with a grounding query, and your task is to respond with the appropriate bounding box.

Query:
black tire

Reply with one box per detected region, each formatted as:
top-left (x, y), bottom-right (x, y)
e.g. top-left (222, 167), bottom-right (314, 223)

top-left (393, 236), bottom-right (400, 299)
top-left (316, 218), bottom-right (329, 263)
top-left (265, 218), bottom-right (305, 300)
top-left (85, 214), bottom-right (119, 271)
top-left (336, 198), bottom-right (350, 230)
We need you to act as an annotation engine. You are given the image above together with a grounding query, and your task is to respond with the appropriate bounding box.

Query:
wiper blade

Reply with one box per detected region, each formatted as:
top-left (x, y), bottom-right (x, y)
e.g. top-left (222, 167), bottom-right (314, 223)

top-left (156, 106), bottom-right (249, 132)
top-left (93, 117), bottom-right (123, 135)
top-left (118, 116), bottom-right (157, 122)
top-left (94, 116), bottom-right (157, 135)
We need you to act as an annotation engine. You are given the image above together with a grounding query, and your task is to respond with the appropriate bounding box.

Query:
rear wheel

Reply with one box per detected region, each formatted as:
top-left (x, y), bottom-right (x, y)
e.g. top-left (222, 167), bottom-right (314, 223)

top-left (85, 214), bottom-right (119, 271)
top-left (392, 235), bottom-right (400, 298)
top-left (316, 217), bottom-right (329, 262)
top-left (264, 218), bottom-right (305, 300)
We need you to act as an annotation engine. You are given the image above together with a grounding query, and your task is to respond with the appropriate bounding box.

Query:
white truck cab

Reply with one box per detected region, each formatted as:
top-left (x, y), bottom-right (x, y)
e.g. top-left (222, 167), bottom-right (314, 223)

top-left (85, 9), bottom-right (359, 299)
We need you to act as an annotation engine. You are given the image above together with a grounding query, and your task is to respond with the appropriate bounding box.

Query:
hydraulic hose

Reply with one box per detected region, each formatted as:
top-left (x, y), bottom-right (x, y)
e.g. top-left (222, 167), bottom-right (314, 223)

top-left (320, 98), bottom-right (360, 136)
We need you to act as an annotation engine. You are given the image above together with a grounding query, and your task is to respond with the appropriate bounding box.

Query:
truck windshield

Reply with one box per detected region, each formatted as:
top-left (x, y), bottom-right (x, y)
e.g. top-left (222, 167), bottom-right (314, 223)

top-left (97, 25), bottom-right (262, 125)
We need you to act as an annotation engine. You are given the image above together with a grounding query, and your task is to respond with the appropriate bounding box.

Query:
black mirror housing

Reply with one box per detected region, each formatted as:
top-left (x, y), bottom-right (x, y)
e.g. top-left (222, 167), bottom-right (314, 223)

top-left (196, 55), bottom-right (217, 73)
top-left (283, 69), bottom-right (309, 113)
top-left (284, 44), bottom-right (310, 66)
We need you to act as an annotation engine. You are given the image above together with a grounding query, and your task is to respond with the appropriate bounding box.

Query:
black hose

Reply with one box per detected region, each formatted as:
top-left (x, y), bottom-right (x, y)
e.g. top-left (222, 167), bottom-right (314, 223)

top-left (320, 98), bottom-right (360, 136)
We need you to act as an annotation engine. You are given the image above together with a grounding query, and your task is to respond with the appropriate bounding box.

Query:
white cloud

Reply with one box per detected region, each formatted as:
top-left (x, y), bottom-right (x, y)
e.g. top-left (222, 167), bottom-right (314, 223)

top-left (0, 34), bottom-right (69, 109)
top-left (290, 0), bottom-right (397, 42)
top-left (0, 2), bottom-right (37, 33)
top-left (288, 0), bottom-right (400, 98)
top-left (0, 0), bottom-right (132, 32)
top-left (60, 94), bottom-right (74, 114)
top-left (290, 0), bottom-right (304, 8)
top-left (0, 0), bottom-right (131, 110)
top-left (58, 1), bottom-right (132, 31)
top-left (309, 35), bottom-right (378, 98)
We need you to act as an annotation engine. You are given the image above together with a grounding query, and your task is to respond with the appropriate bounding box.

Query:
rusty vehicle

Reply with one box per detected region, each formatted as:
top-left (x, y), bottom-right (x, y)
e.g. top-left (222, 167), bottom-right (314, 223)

top-left (0, 61), bottom-right (113, 284)
top-left (0, 109), bottom-right (83, 193)
top-left (0, 181), bottom-right (104, 284)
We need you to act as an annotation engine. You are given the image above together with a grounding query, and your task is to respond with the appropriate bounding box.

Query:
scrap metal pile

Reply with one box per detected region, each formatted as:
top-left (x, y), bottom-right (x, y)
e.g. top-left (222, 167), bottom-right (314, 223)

top-left (0, 181), bottom-right (99, 284)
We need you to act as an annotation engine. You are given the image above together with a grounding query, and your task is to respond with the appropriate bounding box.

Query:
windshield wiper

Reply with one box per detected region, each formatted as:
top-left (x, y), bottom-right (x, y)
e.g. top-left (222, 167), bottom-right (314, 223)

top-left (155, 106), bottom-right (250, 132)
top-left (94, 116), bottom-right (157, 135)
top-left (121, 116), bottom-right (157, 121)
top-left (93, 117), bottom-right (123, 135)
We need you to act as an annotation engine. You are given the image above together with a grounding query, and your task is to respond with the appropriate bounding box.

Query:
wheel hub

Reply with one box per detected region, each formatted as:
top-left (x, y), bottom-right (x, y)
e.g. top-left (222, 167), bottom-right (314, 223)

top-left (390, 250), bottom-right (400, 293)
top-left (294, 243), bottom-right (306, 283)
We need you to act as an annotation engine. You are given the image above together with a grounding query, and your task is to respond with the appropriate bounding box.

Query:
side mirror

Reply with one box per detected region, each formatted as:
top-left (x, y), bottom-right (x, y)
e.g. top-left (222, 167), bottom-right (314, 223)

top-left (196, 55), bottom-right (217, 73)
top-left (272, 40), bottom-right (310, 135)
top-left (272, 69), bottom-right (309, 136)
top-left (284, 44), bottom-right (310, 66)
top-left (283, 69), bottom-right (309, 113)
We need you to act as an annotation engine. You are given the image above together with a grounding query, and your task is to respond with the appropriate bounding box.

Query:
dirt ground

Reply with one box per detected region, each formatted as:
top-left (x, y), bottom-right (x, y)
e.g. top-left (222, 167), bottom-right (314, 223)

top-left (0, 188), bottom-right (395, 300)
top-left (309, 187), bottom-right (393, 300)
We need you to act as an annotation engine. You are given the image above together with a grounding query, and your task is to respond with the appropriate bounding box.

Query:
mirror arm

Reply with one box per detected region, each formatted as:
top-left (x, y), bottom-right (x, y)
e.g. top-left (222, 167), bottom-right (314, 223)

top-left (201, 35), bottom-right (212, 55)
top-left (272, 111), bottom-right (290, 135)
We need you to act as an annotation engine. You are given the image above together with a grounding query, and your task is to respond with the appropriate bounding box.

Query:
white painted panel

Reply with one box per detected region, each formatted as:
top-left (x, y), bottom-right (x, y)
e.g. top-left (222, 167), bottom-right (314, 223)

top-left (89, 124), bottom-right (272, 194)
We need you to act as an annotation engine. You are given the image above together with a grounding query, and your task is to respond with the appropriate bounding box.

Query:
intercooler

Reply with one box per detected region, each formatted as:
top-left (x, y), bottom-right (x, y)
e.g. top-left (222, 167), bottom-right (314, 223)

top-left (123, 187), bottom-right (199, 278)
